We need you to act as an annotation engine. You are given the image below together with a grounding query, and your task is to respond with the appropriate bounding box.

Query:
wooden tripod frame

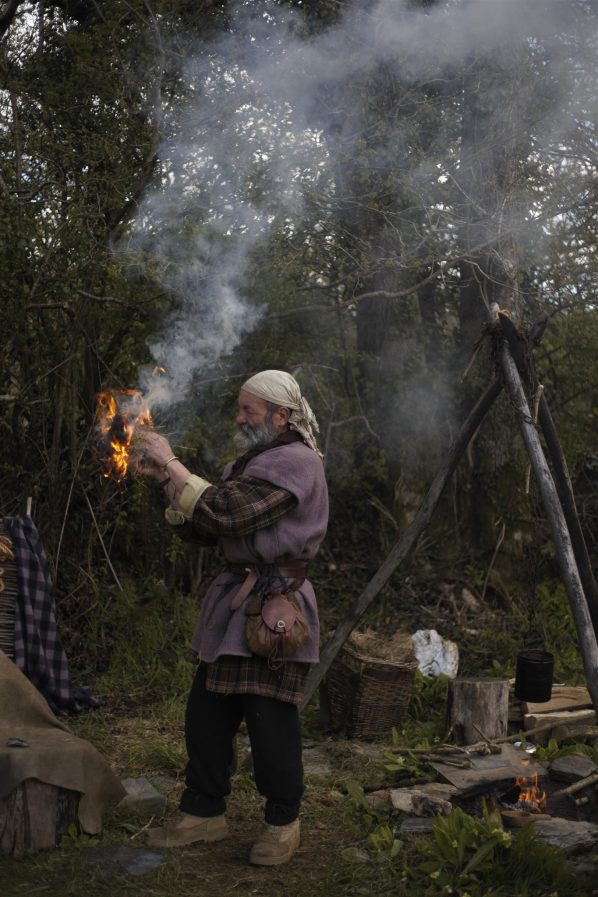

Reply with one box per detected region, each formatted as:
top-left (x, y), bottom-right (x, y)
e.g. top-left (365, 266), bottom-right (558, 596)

top-left (302, 313), bottom-right (598, 712)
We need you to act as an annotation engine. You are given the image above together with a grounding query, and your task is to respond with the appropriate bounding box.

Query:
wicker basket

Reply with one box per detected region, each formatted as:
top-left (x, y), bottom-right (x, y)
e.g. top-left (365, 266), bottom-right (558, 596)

top-left (325, 641), bottom-right (418, 739)
top-left (0, 523), bottom-right (16, 660)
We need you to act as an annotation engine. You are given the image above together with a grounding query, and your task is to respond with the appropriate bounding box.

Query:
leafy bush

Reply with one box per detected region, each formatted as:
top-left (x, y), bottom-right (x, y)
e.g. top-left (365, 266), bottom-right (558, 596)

top-left (411, 806), bottom-right (585, 897)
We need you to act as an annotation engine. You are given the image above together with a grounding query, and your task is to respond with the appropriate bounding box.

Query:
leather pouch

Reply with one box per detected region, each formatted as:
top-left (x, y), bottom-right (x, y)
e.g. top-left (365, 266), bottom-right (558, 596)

top-left (245, 591), bottom-right (308, 664)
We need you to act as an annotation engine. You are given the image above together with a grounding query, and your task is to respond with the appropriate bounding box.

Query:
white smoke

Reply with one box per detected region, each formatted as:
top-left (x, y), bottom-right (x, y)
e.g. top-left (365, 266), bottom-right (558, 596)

top-left (124, 0), bottom-right (596, 408)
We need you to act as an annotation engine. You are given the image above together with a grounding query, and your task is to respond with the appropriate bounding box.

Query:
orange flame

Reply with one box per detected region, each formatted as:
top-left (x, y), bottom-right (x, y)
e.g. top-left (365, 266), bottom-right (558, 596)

top-left (515, 773), bottom-right (547, 813)
top-left (96, 389), bottom-right (153, 482)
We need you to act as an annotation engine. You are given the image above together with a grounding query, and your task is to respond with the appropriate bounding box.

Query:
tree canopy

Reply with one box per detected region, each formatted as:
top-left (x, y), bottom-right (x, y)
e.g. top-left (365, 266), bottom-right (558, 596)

top-left (1, 0), bottom-right (597, 667)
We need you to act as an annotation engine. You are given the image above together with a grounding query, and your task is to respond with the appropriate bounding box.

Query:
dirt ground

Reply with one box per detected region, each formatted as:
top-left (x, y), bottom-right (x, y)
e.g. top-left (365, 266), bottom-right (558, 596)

top-left (0, 702), bottom-right (402, 897)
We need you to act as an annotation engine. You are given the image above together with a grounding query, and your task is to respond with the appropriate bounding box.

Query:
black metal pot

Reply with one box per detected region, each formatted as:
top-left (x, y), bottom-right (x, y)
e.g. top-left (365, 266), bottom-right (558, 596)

top-left (514, 650), bottom-right (554, 703)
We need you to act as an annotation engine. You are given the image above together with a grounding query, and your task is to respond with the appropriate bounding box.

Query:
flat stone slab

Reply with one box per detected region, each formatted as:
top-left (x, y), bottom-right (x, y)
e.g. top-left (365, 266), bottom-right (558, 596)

top-left (429, 743), bottom-right (546, 791)
top-left (119, 778), bottom-right (167, 817)
top-left (533, 818), bottom-right (598, 855)
top-left (549, 755), bottom-right (598, 783)
top-left (83, 846), bottom-right (165, 877)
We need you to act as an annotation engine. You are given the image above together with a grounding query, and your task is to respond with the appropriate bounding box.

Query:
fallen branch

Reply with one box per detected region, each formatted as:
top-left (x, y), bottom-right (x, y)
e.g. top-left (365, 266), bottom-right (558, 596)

top-left (554, 772), bottom-right (598, 798)
top-left (83, 491), bottom-right (123, 592)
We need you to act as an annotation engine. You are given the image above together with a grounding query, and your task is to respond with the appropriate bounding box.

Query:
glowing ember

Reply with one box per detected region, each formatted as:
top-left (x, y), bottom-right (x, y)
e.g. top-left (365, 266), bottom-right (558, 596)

top-left (96, 389), bottom-right (152, 482)
top-left (514, 773), bottom-right (547, 814)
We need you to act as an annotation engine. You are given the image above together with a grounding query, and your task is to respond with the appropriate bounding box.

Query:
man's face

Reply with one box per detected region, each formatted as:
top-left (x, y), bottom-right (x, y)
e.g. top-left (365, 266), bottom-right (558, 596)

top-left (234, 390), bottom-right (287, 451)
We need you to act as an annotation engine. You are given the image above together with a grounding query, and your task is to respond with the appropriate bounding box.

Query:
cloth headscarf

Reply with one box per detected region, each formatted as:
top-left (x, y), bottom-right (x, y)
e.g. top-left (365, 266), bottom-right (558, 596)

top-left (241, 370), bottom-right (322, 456)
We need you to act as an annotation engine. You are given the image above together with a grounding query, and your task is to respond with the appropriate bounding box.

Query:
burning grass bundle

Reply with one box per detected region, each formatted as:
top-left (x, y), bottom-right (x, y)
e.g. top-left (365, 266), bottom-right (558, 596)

top-left (95, 389), bottom-right (153, 482)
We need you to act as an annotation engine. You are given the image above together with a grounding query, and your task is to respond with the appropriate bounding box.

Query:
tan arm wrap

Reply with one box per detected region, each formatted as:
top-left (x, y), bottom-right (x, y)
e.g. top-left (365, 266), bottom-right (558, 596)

top-left (164, 474), bottom-right (212, 526)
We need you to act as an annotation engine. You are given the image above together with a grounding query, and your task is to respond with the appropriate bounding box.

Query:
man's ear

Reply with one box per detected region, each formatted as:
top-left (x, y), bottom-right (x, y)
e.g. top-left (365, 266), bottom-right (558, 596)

top-left (276, 406), bottom-right (290, 427)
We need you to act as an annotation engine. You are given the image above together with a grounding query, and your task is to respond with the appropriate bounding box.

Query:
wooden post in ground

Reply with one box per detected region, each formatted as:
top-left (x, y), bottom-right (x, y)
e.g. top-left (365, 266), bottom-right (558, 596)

top-left (301, 376), bottom-right (504, 709)
top-left (500, 340), bottom-right (598, 713)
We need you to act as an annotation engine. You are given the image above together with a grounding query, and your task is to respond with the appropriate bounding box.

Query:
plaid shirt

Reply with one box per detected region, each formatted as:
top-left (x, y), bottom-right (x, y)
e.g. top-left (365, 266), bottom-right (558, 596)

top-left (181, 474), bottom-right (309, 704)
top-left (183, 474), bottom-right (297, 544)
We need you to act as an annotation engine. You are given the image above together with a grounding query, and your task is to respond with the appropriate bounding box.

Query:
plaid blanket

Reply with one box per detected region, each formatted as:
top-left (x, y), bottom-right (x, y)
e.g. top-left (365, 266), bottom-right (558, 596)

top-left (3, 516), bottom-right (74, 711)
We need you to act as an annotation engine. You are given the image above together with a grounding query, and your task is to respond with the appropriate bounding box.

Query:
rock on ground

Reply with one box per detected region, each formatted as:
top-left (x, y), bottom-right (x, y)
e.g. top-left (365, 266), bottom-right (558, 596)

top-left (119, 778), bottom-right (167, 818)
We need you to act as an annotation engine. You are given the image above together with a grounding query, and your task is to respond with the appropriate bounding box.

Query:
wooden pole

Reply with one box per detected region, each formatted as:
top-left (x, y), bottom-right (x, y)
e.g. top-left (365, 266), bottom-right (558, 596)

top-left (537, 395), bottom-right (598, 636)
top-left (301, 375), bottom-right (504, 709)
top-left (500, 343), bottom-right (598, 712)
top-left (498, 313), bottom-right (598, 637)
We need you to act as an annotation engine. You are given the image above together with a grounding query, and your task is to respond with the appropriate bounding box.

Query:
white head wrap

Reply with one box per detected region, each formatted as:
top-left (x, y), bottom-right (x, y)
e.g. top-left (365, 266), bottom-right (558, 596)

top-left (241, 370), bottom-right (322, 456)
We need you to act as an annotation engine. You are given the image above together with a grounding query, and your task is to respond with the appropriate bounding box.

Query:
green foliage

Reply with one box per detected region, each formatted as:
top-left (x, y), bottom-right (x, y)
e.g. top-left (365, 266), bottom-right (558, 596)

top-left (59, 824), bottom-right (99, 849)
top-left (78, 577), bottom-right (198, 698)
top-left (534, 584), bottom-right (585, 682)
top-left (412, 806), bottom-right (585, 897)
top-left (534, 738), bottom-right (598, 765)
top-left (408, 671), bottom-right (450, 723)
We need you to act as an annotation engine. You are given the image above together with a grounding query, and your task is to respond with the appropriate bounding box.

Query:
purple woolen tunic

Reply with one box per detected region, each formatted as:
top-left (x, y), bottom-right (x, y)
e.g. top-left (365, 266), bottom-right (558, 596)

top-left (190, 440), bottom-right (329, 664)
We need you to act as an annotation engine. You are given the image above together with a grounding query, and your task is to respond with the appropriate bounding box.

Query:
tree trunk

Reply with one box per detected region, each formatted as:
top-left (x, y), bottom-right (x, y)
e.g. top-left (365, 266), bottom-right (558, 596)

top-left (447, 677), bottom-right (510, 745)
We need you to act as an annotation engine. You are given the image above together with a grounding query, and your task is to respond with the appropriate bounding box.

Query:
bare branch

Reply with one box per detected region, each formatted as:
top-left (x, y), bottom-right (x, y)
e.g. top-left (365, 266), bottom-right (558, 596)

top-left (25, 302), bottom-right (75, 316)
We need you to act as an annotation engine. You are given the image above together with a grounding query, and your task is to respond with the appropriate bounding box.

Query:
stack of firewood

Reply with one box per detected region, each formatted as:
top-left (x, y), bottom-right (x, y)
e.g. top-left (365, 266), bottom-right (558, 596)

top-left (510, 686), bottom-right (597, 744)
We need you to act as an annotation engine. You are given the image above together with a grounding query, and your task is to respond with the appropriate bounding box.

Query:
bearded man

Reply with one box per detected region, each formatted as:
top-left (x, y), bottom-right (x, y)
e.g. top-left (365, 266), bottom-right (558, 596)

top-left (134, 370), bottom-right (328, 866)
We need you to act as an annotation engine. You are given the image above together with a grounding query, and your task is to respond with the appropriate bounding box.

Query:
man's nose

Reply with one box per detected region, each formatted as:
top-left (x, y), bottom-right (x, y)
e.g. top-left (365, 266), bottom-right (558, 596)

top-left (236, 410), bottom-right (246, 425)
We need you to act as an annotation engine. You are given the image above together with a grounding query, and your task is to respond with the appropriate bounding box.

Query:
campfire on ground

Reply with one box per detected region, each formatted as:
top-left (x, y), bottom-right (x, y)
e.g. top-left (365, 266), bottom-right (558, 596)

top-left (511, 773), bottom-right (548, 814)
top-left (95, 389), bottom-right (153, 481)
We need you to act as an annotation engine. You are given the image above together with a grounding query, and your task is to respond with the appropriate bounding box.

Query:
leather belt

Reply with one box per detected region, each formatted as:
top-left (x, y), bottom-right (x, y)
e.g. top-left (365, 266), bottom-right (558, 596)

top-left (228, 560), bottom-right (308, 611)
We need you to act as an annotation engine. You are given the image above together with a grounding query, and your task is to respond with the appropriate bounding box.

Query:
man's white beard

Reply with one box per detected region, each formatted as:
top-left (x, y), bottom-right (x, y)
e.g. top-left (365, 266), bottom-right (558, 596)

top-left (233, 421), bottom-right (279, 452)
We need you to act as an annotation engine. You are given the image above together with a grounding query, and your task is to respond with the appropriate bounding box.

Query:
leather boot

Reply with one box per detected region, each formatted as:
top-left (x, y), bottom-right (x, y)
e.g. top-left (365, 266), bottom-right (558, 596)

top-left (146, 812), bottom-right (228, 848)
top-left (249, 819), bottom-right (300, 866)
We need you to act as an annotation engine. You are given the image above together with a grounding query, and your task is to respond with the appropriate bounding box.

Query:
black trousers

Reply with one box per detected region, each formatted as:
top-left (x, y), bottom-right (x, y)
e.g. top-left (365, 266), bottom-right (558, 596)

top-left (180, 665), bottom-right (304, 825)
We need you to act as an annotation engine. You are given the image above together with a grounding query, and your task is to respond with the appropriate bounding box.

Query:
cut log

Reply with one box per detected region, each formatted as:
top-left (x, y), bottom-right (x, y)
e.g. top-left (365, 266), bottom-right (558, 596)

top-left (523, 709), bottom-right (596, 730)
top-left (447, 677), bottom-right (510, 745)
top-left (551, 724), bottom-right (598, 743)
top-left (0, 779), bottom-right (80, 857)
top-left (523, 709), bottom-right (597, 744)
top-left (522, 686), bottom-right (592, 715)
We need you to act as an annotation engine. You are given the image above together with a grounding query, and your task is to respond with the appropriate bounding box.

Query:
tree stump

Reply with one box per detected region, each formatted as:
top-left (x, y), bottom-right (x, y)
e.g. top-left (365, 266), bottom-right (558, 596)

top-left (447, 677), bottom-right (510, 745)
top-left (0, 779), bottom-right (80, 857)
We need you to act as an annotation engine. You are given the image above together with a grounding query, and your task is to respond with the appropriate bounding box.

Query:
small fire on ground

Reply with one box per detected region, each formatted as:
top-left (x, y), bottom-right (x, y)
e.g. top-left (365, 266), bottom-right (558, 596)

top-left (513, 773), bottom-right (547, 814)
top-left (95, 389), bottom-right (152, 481)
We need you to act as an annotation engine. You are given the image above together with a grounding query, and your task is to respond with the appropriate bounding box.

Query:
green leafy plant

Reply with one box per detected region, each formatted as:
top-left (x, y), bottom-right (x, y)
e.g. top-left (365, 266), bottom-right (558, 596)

top-left (534, 738), bottom-right (598, 764)
top-left (383, 739), bottom-right (433, 782)
top-left (411, 805), bottom-right (585, 897)
top-left (367, 823), bottom-right (402, 861)
top-left (59, 824), bottom-right (99, 849)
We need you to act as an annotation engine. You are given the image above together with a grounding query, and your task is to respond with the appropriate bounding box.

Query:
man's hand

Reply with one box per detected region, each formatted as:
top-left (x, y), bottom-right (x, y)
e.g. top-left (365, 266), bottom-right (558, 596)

top-left (131, 430), bottom-right (176, 481)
